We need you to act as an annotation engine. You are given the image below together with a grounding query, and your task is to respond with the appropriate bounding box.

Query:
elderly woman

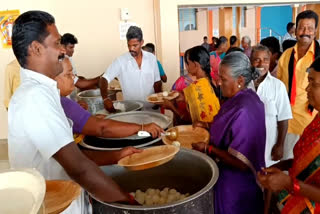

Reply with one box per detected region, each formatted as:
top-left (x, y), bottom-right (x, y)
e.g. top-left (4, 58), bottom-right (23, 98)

top-left (56, 57), bottom-right (163, 139)
top-left (163, 46), bottom-right (220, 125)
top-left (241, 35), bottom-right (252, 58)
top-left (258, 58), bottom-right (320, 213)
top-left (192, 52), bottom-right (266, 214)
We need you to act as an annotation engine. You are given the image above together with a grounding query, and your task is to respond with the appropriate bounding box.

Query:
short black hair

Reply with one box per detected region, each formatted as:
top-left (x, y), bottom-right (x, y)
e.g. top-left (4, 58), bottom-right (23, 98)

top-left (145, 43), bottom-right (155, 53)
top-left (12, 10), bottom-right (55, 68)
top-left (286, 22), bottom-right (295, 32)
top-left (309, 56), bottom-right (320, 72)
top-left (203, 36), bottom-right (208, 40)
top-left (142, 46), bottom-right (152, 53)
top-left (260, 36), bottom-right (280, 55)
top-left (216, 36), bottom-right (228, 48)
top-left (212, 37), bottom-right (218, 43)
top-left (296, 10), bottom-right (318, 29)
top-left (126, 26), bottom-right (143, 41)
top-left (282, 40), bottom-right (297, 52)
top-left (226, 47), bottom-right (243, 55)
top-left (230, 35), bottom-right (237, 46)
top-left (61, 33), bottom-right (78, 45)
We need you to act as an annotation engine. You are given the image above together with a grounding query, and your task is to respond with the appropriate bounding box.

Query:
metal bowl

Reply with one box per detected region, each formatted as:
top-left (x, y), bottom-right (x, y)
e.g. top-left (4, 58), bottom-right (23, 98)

top-left (77, 89), bottom-right (116, 114)
top-left (92, 148), bottom-right (219, 214)
top-left (95, 100), bottom-right (144, 116)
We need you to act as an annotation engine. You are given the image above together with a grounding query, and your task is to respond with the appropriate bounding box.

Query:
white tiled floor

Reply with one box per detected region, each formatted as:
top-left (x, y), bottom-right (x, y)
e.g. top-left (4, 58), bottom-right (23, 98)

top-left (0, 139), bottom-right (9, 170)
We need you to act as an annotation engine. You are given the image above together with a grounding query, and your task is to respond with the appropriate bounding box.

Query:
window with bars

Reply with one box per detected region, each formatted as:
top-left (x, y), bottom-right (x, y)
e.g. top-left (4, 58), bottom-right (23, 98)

top-left (178, 8), bottom-right (197, 32)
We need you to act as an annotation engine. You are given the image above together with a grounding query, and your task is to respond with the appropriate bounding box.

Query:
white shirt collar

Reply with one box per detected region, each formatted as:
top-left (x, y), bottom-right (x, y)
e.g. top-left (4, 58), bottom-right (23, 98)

top-left (125, 50), bottom-right (149, 61)
top-left (248, 71), bottom-right (272, 92)
top-left (20, 67), bottom-right (57, 88)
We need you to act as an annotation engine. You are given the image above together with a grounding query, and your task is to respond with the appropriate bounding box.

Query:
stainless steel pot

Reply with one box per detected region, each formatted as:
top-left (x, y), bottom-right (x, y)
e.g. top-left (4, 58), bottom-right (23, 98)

top-left (92, 148), bottom-right (219, 214)
top-left (77, 89), bottom-right (116, 114)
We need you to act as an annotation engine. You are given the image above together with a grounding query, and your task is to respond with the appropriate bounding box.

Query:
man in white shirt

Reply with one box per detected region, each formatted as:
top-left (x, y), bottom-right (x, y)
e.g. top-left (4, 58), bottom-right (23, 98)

top-left (100, 26), bottom-right (162, 112)
top-left (282, 22), bottom-right (296, 42)
top-left (9, 10), bottom-right (139, 213)
top-left (250, 45), bottom-right (292, 167)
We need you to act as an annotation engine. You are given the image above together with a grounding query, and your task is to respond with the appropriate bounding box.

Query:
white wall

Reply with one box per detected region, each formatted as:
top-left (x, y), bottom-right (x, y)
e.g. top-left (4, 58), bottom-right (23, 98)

top-left (0, 0), bottom-right (157, 139)
top-left (240, 7), bottom-right (257, 45)
top-left (179, 10), bottom-right (208, 53)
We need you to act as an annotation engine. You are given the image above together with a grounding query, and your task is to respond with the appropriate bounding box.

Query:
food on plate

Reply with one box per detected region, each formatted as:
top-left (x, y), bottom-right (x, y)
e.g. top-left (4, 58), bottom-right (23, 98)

top-left (162, 91), bottom-right (169, 97)
top-left (149, 97), bottom-right (158, 102)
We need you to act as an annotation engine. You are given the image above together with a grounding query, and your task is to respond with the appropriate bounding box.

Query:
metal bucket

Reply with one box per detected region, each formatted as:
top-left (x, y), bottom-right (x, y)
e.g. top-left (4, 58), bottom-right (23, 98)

top-left (92, 149), bottom-right (219, 214)
top-left (77, 89), bottom-right (116, 114)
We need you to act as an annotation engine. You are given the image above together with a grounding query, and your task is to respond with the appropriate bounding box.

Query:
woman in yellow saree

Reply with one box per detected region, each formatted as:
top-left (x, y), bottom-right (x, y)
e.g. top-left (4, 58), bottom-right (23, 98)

top-left (163, 46), bottom-right (220, 124)
top-left (258, 58), bottom-right (320, 214)
top-left (184, 77), bottom-right (219, 123)
top-left (183, 46), bottom-right (220, 123)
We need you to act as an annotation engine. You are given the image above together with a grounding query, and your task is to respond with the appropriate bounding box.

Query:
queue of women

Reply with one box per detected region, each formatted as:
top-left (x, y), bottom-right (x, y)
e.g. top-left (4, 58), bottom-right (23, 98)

top-left (161, 43), bottom-right (320, 213)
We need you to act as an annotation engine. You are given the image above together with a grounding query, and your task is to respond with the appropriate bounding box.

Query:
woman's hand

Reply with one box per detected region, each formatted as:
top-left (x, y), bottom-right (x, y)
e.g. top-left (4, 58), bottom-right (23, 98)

top-left (191, 142), bottom-right (207, 153)
top-left (176, 91), bottom-right (185, 102)
top-left (257, 167), bottom-right (292, 193)
top-left (162, 98), bottom-right (175, 110)
top-left (193, 121), bottom-right (208, 129)
top-left (143, 123), bottom-right (163, 138)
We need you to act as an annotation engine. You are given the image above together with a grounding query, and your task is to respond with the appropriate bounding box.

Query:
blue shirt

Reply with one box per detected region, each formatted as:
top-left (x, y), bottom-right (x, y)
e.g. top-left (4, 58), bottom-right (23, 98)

top-left (157, 60), bottom-right (166, 77)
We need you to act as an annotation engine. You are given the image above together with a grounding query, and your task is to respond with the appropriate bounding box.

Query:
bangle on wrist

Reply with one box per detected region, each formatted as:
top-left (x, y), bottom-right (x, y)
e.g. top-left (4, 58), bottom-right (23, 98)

top-left (291, 178), bottom-right (300, 195)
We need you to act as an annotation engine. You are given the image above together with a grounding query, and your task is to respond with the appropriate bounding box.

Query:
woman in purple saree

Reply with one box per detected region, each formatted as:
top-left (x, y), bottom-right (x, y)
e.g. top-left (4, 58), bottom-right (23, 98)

top-left (193, 52), bottom-right (266, 214)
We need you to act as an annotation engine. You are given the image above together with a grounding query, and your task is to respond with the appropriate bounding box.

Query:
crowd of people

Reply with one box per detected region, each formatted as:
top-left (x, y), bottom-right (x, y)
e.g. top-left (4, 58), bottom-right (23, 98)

top-left (3, 8), bottom-right (320, 214)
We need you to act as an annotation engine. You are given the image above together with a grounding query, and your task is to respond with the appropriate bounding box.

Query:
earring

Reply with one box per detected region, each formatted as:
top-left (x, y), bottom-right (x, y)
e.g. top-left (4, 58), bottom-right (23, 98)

top-left (238, 85), bottom-right (241, 88)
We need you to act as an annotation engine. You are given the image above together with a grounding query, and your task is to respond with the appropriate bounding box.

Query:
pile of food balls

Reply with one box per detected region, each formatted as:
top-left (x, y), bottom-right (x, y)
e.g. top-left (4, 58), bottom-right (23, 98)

top-left (131, 188), bottom-right (189, 205)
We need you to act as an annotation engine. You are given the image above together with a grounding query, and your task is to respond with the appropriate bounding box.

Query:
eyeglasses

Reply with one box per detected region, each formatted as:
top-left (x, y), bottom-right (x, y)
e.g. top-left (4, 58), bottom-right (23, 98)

top-left (64, 73), bottom-right (75, 80)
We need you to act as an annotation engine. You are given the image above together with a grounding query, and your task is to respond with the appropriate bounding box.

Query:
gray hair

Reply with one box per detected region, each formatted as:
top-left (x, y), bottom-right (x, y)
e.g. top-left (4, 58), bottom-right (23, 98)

top-left (251, 45), bottom-right (271, 60)
top-left (242, 35), bottom-right (251, 46)
top-left (126, 26), bottom-right (143, 41)
top-left (220, 51), bottom-right (260, 86)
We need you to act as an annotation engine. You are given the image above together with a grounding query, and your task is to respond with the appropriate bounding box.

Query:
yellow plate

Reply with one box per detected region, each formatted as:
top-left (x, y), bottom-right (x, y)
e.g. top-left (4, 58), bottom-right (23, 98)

top-left (162, 125), bottom-right (210, 149)
top-left (118, 145), bottom-right (179, 171)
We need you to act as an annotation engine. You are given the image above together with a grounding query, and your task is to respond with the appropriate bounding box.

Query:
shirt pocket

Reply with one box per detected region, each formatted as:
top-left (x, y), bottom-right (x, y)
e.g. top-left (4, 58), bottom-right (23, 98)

top-left (142, 72), bottom-right (154, 84)
top-left (263, 99), bottom-right (277, 117)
